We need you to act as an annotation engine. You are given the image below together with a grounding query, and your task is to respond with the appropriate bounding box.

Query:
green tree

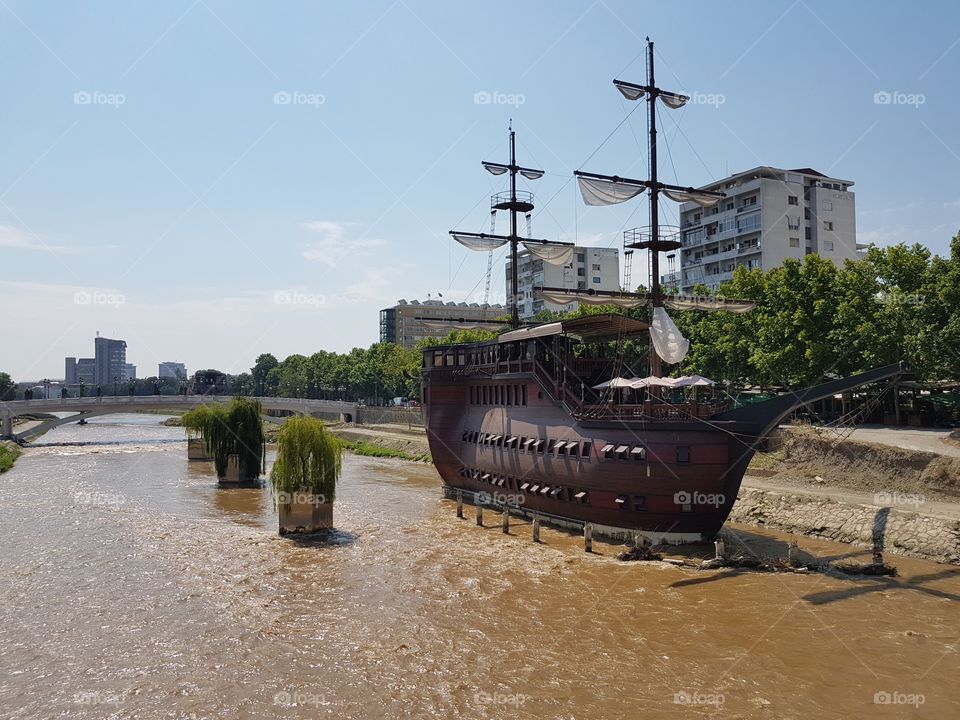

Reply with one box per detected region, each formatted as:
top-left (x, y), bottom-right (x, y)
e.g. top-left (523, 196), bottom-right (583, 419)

top-left (251, 353), bottom-right (279, 396)
top-left (0, 372), bottom-right (15, 401)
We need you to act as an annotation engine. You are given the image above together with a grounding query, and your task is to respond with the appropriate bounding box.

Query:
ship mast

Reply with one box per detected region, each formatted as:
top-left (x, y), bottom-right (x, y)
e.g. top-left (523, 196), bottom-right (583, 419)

top-left (451, 126), bottom-right (573, 329)
top-left (574, 37), bottom-right (725, 376)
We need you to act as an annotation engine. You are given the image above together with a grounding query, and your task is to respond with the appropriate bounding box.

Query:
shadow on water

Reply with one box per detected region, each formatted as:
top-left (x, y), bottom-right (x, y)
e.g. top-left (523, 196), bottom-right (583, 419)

top-left (662, 512), bottom-right (960, 605)
top-left (281, 528), bottom-right (359, 548)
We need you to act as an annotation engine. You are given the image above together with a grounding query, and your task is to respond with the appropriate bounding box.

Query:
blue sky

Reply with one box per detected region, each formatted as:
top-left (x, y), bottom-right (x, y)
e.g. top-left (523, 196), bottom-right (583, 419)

top-left (2, 0), bottom-right (958, 381)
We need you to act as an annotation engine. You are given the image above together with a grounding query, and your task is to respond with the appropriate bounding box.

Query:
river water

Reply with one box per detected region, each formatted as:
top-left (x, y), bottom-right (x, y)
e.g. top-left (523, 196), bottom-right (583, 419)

top-left (1, 414), bottom-right (958, 719)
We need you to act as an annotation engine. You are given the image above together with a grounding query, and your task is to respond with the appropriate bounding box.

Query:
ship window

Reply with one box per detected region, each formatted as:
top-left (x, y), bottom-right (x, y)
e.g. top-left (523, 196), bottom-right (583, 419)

top-left (497, 476), bottom-right (506, 487)
top-left (433, 351), bottom-right (443, 367)
top-left (522, 385), bottom-right (528, 405)
top-left (539, 485), bottom-right (551, 495)
top-left (631, 446), bottom-right (646, 461)
top-left (564, 441), bottom-right (579, 454)
top-left (481, 473), bottom-right (491, 481)
top-left (601, 443), bottom-right (615, 458)
top-left (505, 436), bottom-right (517, 448)
top-left (615, 445), bottom-right (629, 459)
top-left (580, 441), bottom-right (593, 458)
top-left (506, 386), bottom-right (512, 406)
top-left (530, 484), bottom-right (541, 494)
top-left (538, 440), bottom-right (548, 454)
top-left (555, 440), bottom-right (566, 456)
top-left (520, 482), bottom-right (531, 491)
top-left (676, 446), bottom-right (691, 463)
top-left (457, 351), bottom-right (466, 366)
top-left (522, 438), bottom-right (534, 452)
top-left (634, 495), bottom-right (647, 511)
top-left (461, 430), bottom-right (470, 442)
top-left (550, 486), bottom-right (563, 498)
top-left (483, 386), bottom-right (489, 404)
top-left (616, 494), bottom-right (628, 509)
top-left (574, 490), bottom-right (588, 503)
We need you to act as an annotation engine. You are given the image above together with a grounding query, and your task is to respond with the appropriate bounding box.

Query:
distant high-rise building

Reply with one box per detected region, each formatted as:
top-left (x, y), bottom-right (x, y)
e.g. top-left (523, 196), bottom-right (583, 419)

top-left (94, 336), bottom-right (127, 386)
top-left (76, 359), bottom-right (96, 385)
top-left (65, 357), bottom-right (77, 385)
top-left (158, 362), bottom-right (187, 379)
top-left (379, 299), bottom-right (507, 349)
top-left (506, 246), bottom-right (620, 320)
top-left (665, 166), bottom-right (863, 295)
top-left (121, 363), bottom-right (137, 381)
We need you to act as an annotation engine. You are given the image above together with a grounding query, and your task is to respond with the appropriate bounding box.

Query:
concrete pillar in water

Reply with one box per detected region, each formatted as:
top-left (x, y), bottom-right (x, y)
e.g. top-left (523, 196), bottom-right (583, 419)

top-left (1, 414), bottom-right (11, 439)
top-left (584, 522), bottom-right (593, 553)
top-left (502, 507), bottom-right (509, 534)
top-left (714, 539), bottom-right (725, 560)
top-left (456, 490), bottom-right (463, 519)
top-left (532, 513), bottom-right (540, 543)
top-left (475, 500), bottom-right (483, 527)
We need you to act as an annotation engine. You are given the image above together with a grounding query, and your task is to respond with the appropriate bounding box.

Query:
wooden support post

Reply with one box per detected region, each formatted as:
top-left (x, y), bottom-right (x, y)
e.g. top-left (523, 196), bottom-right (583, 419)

top-left (532, 513), bottom-right (541, 543)
top-left (584, 522), bottom-right (593, 553)
top-left (714, 539), bottom-right (725, 560)
top-left (476, 500), bottom-right (483, 527)
top-left (502, 507), bottom-right (509, 534)
top-left (456, 490), bottom-right (463, 519)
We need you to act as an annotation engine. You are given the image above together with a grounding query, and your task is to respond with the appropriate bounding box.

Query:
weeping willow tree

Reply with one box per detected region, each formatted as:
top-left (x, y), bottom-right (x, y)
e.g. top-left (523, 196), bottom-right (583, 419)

top-left (270, 415), bottom-right (342, 504)
top-left (182, 398), bottom-right (266, 481)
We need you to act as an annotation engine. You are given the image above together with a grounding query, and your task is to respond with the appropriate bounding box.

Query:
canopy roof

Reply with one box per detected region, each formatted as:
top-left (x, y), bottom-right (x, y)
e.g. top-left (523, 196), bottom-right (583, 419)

top-left (498, 313), bottom-right (649, 343)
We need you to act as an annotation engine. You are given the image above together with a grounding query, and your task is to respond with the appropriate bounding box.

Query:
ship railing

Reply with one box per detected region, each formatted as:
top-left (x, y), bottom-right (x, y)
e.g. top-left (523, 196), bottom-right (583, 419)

top-left (573, 402), bottom-right (719, 422)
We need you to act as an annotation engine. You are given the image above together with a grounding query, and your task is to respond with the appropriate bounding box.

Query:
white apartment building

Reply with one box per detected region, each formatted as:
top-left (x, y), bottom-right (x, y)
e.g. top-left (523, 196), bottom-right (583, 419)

top-left (506, 246), bottom-right (620, 320)
top-left (663, 167), bottom-right (863, 295)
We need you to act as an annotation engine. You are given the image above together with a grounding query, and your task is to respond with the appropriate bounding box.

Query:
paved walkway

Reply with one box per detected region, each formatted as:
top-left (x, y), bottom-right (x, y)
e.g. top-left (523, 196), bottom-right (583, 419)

top-left (812, 424), bottom-right (960, 458)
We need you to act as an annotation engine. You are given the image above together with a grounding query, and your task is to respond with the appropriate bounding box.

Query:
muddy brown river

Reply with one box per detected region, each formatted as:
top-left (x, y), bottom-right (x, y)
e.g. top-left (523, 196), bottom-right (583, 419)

top-left (1, 414), bottom-right (958, 718)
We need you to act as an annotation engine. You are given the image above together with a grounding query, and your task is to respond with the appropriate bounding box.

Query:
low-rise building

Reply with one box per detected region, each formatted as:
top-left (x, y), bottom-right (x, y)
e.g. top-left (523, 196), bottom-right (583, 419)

top-left (379, 299), bottom-right (507, 349)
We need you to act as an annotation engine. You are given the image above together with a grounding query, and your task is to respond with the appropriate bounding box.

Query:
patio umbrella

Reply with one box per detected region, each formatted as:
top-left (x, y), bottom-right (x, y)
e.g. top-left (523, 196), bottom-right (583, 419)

top-left (592, 377), bottom-right (637, 390)
top-left (628, 376), bottom-right (680, 389)
top-left (671, 374), bottom-right (716, 387)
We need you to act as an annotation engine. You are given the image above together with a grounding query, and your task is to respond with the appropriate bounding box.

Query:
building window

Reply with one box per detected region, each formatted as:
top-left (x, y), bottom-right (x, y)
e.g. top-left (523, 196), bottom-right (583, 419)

top-left (823, 221), bottom-right (833, 231)
top-left (592, 277), bottom-right (601, 284)
top-left (805, 228), bottom-right (811, 240)
top-left (822, 200), bottom-right (833, 211)
top-left (676, 446), bottom-right (691, 463)
top-left (789, 237), bottom-right (800, 248)
top-left (592, 263), bottom-right (601, 271)
top-left (576, 252), bottom-right (585, 262)
top-left (788, 195), bottom-right (798, 205)
top-left (823, 240), bottom-right (834, 251)
top-left (577, 267), bottom-right (584, 276)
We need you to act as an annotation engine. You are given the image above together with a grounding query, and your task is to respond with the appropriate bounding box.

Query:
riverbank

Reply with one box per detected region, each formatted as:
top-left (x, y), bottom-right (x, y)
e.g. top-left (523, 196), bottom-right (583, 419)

top-left (0, 441), bottom-right (21, 473)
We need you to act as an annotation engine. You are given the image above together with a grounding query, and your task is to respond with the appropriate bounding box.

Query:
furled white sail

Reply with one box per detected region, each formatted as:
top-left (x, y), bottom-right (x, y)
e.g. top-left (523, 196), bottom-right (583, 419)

top-left (420, 319), bottom-right (500, 331)
top-left (650, 306), bottom-right (689, 364)
top-left (662, 188), bottom-right (722, 208)
top-left (540, 290), bottom-right (648, 309)
top-left (659, 91), bottom-right (689, 109)
top-left (577, 176), bottom-right (646, 206)
top-left (664, 296), bottom-right (756, 313)
top-left (451, 232), bottom-right (508, 252)
top-left (522, 240), bottom-right (574, 265)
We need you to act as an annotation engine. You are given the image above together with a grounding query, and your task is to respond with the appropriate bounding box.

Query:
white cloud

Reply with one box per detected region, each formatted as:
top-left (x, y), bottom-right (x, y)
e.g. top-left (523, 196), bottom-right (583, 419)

top-left (301, 220), bottom-right (387, 267)
top-left (0, 225), bottom-right (81, 254)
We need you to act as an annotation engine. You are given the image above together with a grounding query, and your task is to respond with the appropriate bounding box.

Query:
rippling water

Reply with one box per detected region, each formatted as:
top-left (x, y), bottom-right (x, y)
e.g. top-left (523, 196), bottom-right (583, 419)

top-left (1, 414), bottom-right (958, 718)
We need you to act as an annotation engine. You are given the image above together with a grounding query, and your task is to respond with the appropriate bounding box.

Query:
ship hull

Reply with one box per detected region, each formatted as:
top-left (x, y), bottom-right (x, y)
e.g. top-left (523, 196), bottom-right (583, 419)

top-left (423, 374), bottom-right (758, 543)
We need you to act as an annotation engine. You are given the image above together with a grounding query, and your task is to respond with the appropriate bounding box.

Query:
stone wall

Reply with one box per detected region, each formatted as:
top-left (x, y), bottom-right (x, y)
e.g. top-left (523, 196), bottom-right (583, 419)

top-left (730, 487), bottom-right (960, 565)
top-left (355, 406), bottom-right (423, 427)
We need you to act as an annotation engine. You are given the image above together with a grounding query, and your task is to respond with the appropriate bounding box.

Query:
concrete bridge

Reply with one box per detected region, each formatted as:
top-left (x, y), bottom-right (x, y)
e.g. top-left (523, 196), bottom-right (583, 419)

top-left (0, 395), bottom-right (359, 442)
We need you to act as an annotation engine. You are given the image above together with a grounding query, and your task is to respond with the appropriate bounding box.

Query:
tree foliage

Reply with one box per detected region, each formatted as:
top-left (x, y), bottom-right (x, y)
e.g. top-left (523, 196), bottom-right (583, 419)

top-left (182, 398), bottom-right (266, 480)
top-left (269, 415), bottom-right (342, 503)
